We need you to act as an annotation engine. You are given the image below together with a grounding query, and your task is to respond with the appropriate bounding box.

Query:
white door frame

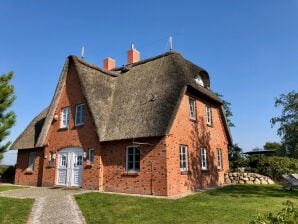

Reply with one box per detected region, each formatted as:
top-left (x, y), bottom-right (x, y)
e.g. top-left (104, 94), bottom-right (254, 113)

top-left (56, 147), bottom-right (84, 187)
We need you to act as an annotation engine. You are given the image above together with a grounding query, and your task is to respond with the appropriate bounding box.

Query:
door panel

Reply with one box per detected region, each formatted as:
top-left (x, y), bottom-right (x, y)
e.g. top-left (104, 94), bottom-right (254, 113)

top-left (56, 148), bottom-right (83, 187)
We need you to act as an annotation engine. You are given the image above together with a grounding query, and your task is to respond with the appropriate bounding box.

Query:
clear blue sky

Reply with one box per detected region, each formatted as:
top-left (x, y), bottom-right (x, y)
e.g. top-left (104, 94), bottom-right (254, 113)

top-left (1, 1), bottom-right (298, 165)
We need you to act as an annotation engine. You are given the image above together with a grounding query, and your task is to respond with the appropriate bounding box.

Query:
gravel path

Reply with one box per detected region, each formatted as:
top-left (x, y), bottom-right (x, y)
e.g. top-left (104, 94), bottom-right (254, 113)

top-left (0, 186), bottom-right (87, 224)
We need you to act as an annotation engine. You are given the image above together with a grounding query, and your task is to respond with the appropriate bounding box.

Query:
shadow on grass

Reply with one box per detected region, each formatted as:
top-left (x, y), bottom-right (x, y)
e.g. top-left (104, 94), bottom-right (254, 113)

top-left (205, 184), bottom-right (298, 198)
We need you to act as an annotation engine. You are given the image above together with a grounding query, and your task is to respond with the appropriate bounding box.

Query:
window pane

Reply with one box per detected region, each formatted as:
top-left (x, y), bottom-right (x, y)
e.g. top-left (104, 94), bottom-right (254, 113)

top-left (126, 146), bottom-right (140, 172)
top-left (75, 104), bottom-right (85, 125)
top-left (89, 149), bottom-right (94, 164)
top-left (28, 152), bottom-right (36, 170)
top-left (189, 97), bottom-right (196, 120)
top-left (179, 145), bottom-right (188, 171)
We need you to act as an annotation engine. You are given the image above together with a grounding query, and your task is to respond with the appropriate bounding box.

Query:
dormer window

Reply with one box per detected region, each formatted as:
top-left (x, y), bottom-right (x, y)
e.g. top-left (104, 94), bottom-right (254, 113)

top-left (195, 75), bottom-right (204, 87)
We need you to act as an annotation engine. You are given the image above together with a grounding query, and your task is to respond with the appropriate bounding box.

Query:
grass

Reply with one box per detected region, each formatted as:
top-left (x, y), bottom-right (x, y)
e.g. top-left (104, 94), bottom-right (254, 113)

top-left (0, 185), bottom-right (34, 224)
top-left (75, 184), bottom-right (298, 224)
top-left (0, 185), bottom-right (26, 192)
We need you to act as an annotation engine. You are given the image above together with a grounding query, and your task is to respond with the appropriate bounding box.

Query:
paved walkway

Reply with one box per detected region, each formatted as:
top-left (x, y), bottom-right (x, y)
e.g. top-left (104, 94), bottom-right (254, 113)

top-left (0, 186), bottom-right (87, 224)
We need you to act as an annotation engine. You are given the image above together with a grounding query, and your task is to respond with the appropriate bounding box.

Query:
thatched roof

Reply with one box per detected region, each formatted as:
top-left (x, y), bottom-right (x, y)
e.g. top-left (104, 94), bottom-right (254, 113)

top-left (11, 51), bottom-right (232, 150)
top-left (10, 107), bottom-right (48, 150)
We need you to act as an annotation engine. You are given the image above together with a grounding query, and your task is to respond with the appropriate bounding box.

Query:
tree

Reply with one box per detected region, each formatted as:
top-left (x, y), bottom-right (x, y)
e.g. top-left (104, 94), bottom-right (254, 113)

top-left (216, 93), bottom-right (235, 127)
top-left (228, 143), bottom-right (243, 161)
top-left (271, 91), bottom-right (298, 158)
top-left (0, 71), bottom-right (16, 161)
top-left (263, 141), bottom-right (286, 156)
top-left (263, 141), bottom-right (282, 151)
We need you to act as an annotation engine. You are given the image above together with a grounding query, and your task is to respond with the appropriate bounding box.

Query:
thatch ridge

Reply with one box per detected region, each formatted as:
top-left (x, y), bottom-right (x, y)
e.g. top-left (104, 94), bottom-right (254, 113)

top-left (74, 56), bottom-right (120, 77)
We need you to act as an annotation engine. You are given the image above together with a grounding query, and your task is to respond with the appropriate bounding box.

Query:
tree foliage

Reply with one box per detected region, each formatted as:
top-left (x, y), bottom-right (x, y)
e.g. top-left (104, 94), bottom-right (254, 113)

top-left (0, 71), bottom-right (16, 161)
top-left (271, 91), bottom-right (298, 158)
top-left (216, 93), bottom-right (235, 127)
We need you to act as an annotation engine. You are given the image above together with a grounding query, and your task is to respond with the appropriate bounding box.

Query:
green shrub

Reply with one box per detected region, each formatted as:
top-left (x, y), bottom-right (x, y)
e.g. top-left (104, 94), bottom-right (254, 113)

top-left (249, 156), bottom-right (298, 180)
top-left (250, 200), bottom-right (298, 224)
top-left (0, 165), bottom-right (15, 183)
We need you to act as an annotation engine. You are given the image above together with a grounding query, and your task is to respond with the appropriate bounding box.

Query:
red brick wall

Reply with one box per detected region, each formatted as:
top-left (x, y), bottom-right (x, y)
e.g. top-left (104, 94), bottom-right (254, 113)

top-left (100, 137), bottom-right (167, 196)
top-left (15, 148), bottom-right (44, 186)
top-left (165, 94), bottom-right (229, 196)
top-left (42, 63), bottom-right (101, 188)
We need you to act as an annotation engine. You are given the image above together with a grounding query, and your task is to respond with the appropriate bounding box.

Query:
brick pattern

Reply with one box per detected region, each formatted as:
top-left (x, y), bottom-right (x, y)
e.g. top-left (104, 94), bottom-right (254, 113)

top-left (15, 148), bottom-right (44, 186)
top-left (165, 94), bottom-right (229, 195)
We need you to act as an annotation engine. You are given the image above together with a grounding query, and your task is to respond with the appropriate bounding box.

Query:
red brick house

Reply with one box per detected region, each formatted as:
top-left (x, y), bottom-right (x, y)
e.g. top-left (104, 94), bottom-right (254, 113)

top-left (11, 48), bottom-right (232, 196)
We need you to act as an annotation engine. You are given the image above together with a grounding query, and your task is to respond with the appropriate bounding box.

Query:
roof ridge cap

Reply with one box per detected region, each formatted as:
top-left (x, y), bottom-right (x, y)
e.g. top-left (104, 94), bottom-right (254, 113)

top-left (70, 55), bottom-right (119, 77)
top-left (112, 50), bottom-right (182, 71)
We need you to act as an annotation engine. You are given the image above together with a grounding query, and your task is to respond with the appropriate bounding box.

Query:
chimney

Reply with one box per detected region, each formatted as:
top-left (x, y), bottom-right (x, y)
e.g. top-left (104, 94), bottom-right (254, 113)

top-left (103, 57), bottom-right (116, 70)
top-left (127, 44), bottom-right (140, 64)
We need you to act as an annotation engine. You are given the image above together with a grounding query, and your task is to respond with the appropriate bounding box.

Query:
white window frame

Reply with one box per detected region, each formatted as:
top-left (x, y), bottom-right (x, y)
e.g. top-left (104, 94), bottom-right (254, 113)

top-left (28, 152), bottom-right (36, 171)
top-left (89, 148), bottom-right (94, 164)
top-left (189, 97), bottom-right (196, 120)
top-left (217, 148), bottom-right (222, 169)
top-left (206, 105), bottom-right (212, 125)
top-left (75, 104), bottom-right (85, 126)
top-left (126, 146), bottom-right (140, 172)
top-left (61, 107), bottom-right (70, 128)
top-left (200, 147), bottom-right (207, 170)
top-left (179, 145), bottom-right (188, 171)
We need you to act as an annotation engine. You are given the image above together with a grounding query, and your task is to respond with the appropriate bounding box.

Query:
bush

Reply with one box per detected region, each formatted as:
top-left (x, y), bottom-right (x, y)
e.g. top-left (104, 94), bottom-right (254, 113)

top-left (250, 200), bottom-right (298, 224)
top-left (0, 165), bottom-right (15, 183)
top-left (249, 156), bottom-right (298, 180)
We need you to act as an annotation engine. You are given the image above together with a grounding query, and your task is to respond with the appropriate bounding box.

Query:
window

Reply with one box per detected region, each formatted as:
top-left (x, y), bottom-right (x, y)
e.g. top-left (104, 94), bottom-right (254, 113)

top-left (61, 107), bottom-right (70, 128)
top-left (217, 149), bottom-right (222, 169)
top-left (206, 105), bottom-right (212, 125)
top-left (60, 155), bottom-right (67, 167)
top-left (49, 152), bottom-right (55, 166)
top-left (28, 152), bottom-right (36, 171)
top-left (194, 75), bottom-right (204, 87)
top-left (75, 104), bottom-right (85, 126)
top-left (179, 145), bottom-right (188, 171)
top-left (126, 146), bottom-right (140, 172)
top-left (200, 148), bottom-right (207, 170)
top-left (89, 148), bottom-right (94, 164)
top-left (189, 97), bottom-right (196, 120)
top-left (76, 155), bottom-right (83, 166)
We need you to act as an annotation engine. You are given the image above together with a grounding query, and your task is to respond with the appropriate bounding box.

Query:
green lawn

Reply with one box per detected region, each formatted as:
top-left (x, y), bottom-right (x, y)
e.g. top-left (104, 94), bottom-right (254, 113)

top-left (0, 185), bottom-right (26, 192)
top-left (0, 185), bottom-right (34, 224)
top-left (75, 184), bottom-right (298, 224)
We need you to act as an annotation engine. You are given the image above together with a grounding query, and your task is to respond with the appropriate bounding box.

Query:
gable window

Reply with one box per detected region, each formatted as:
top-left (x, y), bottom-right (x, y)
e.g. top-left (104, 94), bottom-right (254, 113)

top-left (179, 145), bottom-right (188, 171)
top-left (206, 105), bottom-right (212, 125)
top-left (75, 104), bottom-right (85, 126)
top-left (126, 146), bottom-right (140, 172)
top-left (217, 149), bottom-right (222, 169)
top-left (200, 147), bottom-right (207, 170)
top-left (189, 97), bottom-right (196, 120)
top-left (61, 107), bottom-right (70, 128)
top-left (89, 148), bottom-right (94, 164)
top-left (28, 152), bottom-right (36, 171)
